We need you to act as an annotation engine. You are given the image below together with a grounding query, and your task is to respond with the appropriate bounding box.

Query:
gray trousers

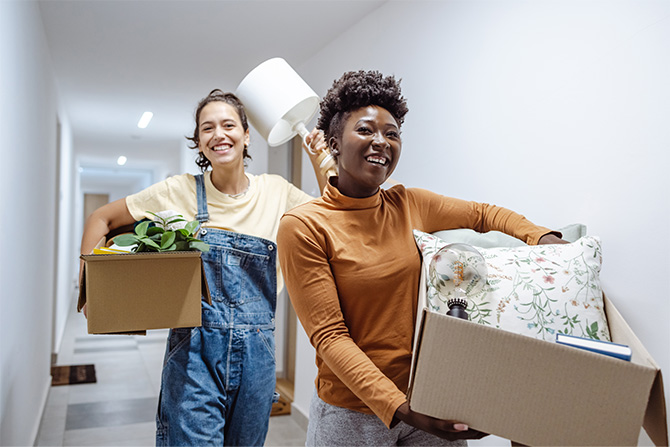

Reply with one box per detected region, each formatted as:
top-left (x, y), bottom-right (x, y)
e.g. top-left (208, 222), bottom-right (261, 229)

top-left (306, 391), bottom-right (467, 447)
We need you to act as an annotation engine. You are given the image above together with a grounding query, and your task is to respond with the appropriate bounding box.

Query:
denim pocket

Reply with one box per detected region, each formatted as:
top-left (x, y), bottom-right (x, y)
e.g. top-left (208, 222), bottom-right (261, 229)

top-left (165, 327), bottom-right (194, 363)
top-left (257, 328), bottom-right (276, 361)
top-left (206, 246), bottom-right (271, 306)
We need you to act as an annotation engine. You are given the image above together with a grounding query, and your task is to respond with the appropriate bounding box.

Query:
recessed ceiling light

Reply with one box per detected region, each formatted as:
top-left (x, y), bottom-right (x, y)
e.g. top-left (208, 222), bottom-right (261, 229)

top-left (137, 111), bottom-right (153, 129)
top-left (117, 155), bottom-right (127, 166)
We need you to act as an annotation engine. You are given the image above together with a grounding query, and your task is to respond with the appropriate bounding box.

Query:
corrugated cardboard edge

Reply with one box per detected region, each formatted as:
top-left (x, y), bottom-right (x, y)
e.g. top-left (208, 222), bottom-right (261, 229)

top-left (408, 261), bottom-right (430, 385)
top-left (198, 255), bottom-right (211, 305)
top-left (77, 251), bottom-right (212, 330)
top-left (77, 236), bottom-right (106, 313)
top-left (605, 294), bottom-right (668, 446)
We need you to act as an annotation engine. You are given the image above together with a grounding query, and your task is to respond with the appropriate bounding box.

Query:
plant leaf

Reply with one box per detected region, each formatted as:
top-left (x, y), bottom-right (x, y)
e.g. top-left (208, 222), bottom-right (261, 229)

top-left (161, 231), bottom-right (176, 249)
top-left (146, 210), bottom-right (162, 220)
top-left (142, 238), bottom-right (161, 250)
top-left (185, 221), bottom-right (199, 236)
top-left (147, 226), bottom-right (164, 236)
top-left (189, 241), bottom-right (210, 252)
top-left (113, 234), bottom-right (139, 246)
top-left (135, 220), bottom-right (151, 237)
top-left (174, 241), bottom-right (189, 251)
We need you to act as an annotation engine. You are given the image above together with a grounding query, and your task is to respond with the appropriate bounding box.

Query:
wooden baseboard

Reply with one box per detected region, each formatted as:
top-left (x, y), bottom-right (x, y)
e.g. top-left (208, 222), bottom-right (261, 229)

top-left (272, 377), bottom-right (294, 417)
top-left (275, 378), bottom-right (294, 401)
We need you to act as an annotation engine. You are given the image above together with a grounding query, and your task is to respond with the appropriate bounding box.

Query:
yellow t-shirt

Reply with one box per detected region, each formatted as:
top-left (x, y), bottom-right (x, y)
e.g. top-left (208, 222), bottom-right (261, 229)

top-left (126, 171), bottom-right (313, 292)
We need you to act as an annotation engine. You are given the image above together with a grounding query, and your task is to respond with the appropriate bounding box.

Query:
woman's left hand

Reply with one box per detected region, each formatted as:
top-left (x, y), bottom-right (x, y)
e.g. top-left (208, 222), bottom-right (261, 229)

top-left (538, 233), bottom-right (569, 245)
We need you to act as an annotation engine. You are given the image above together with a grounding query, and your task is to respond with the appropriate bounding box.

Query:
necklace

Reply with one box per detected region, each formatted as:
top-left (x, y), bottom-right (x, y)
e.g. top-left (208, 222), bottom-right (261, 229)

top-left (227, 178), bottom-right (250, 198)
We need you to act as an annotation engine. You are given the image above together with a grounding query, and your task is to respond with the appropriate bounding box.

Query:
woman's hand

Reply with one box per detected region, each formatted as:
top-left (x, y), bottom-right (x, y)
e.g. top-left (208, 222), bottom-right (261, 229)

top-left (302, 128), bottom-right (328, 158)
top-left (393, 402), bottom-right (488, 441)
top-left (538, 233), bottom-right (569, 245)
top-left (303, 128), bottom-right (333, 193)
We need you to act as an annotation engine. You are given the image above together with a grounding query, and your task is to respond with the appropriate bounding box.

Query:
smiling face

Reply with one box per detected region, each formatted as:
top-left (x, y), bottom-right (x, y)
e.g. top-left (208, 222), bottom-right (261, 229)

top-left (197, 101), bottom-right (250, 171)
top-left (330, 105), bottom-right (401, 198)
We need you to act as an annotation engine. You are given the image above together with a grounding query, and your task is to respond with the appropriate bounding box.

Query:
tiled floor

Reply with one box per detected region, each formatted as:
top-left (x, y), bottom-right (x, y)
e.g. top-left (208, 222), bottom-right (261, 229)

top-left (35, 301), bottom-right (307, 446)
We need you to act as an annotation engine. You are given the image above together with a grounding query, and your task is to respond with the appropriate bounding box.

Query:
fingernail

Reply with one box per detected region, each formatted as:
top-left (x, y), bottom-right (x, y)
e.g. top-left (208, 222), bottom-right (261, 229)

top-left (454, 424), bottom-right (469, 431)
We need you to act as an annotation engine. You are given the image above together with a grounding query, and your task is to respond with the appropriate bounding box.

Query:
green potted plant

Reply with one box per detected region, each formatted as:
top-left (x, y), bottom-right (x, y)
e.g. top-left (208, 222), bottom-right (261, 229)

top-left (113, 211), bottom-right (209, 253)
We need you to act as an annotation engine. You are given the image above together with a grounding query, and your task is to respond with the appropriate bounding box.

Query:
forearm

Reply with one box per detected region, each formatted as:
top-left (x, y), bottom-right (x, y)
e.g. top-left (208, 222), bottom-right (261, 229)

top-left (413, 190), bottom-right (554, 244)
top-left (80, 215), bottom-right (112, 255)
top-left (307, 152), bottom-right (329, 194)
top-left (310, 327), bottom-right (407, 426)
top-left (472, 203), bottom-right (549, 244)
top-left (79, 199), bottom-right (135, 277)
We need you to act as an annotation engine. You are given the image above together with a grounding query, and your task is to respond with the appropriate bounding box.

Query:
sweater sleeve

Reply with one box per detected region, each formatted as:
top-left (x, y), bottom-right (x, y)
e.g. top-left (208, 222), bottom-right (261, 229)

top-left (408, 188), bottom-right (556, 245)
top-left (277, 214), bottom-right (407, 427)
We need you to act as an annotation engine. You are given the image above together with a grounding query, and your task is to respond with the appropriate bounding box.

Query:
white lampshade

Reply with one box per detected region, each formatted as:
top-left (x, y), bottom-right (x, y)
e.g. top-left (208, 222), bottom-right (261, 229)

top-left (236, 57), bottom-right (319, 147)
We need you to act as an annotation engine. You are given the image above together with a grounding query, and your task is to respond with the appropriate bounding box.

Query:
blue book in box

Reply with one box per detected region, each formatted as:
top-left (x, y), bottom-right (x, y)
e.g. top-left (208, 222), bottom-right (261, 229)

top-left (556, 333), bottom-right (632, 361)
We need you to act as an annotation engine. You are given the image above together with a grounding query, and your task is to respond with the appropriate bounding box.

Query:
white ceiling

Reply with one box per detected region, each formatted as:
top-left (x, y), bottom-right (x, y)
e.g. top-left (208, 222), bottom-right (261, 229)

top-left (39, 0), bottom-right (387, 162)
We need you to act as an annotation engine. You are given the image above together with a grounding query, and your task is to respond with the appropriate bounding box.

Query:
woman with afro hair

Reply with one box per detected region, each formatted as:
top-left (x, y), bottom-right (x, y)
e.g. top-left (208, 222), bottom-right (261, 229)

top-left (277, 71), bottom-right (565, 446)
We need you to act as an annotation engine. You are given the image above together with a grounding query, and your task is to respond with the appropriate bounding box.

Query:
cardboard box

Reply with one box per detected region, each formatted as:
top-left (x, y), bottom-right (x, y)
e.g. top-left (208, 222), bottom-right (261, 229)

top-left (407, 295), bottom-right (667, 446)
top-left (78, 251), bottom-right (211, 335)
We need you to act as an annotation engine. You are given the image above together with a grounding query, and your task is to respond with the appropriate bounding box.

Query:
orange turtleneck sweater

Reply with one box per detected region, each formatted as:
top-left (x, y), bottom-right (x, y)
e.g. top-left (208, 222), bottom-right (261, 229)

top-left (277, 180), bottom-right (552, 427)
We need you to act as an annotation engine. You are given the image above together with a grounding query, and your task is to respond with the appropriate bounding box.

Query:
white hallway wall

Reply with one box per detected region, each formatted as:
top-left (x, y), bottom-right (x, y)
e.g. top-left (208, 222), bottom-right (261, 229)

top-left (295, 0), bottom-right (670, 440)
top-left (0, 1), bottom-right (69, 445)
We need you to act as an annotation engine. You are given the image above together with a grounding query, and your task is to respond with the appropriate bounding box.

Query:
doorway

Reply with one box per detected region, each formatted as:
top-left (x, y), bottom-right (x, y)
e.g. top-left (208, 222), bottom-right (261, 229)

top-left (83, 193), bottom-right (110, 223)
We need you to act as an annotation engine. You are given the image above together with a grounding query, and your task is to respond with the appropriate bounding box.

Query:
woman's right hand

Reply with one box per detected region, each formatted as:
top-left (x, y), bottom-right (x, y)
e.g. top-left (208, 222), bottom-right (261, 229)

top-left (393, 402), bottom-right (488, 441)
top-left (303, 128), bottom-right (333, 193)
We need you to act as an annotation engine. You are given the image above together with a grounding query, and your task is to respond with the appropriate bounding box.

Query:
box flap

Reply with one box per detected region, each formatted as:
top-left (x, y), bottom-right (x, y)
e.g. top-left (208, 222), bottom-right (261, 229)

top-left (605, 296), bottom-right (668, 446)
top-left (77, 259), bottom-right (88, 312)
top-left (605, 294), bottom-right (658, 368)
top-left (200, 256), bottom-right (211, 305)
top-left (408, 265), bottom-right (430, 386)
top-left (77, 237), bottom-right (107, 312)
top-left (645, 370), bottom-right (668, 447)
top-left (95, 330), bottom-right (148, 336)
top-left (407, 308), bottom-right (428, 394)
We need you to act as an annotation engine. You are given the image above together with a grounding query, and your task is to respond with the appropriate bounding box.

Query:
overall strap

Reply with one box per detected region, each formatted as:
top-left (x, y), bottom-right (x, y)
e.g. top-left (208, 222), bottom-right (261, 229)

top-left (194, 174), bottom-right (209, 223)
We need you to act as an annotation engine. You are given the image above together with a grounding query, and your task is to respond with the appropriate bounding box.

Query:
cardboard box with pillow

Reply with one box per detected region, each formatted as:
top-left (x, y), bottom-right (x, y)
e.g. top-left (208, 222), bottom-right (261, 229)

top-left (408, 225), bottom-right (668, 446)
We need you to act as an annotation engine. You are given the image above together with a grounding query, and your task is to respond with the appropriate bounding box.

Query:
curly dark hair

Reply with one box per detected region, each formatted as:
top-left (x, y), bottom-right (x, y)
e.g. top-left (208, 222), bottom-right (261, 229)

top-left (317, 70), bottom-right (409, 142)
top-left (186, 89), bottom-right (252, 172)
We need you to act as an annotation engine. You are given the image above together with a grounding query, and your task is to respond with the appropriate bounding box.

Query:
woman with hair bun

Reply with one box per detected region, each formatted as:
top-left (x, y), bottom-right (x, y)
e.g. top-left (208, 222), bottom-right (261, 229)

top-left (277, 71), bottom-right (565, 446)
top-left (79, 89), bottom-right (329, 446)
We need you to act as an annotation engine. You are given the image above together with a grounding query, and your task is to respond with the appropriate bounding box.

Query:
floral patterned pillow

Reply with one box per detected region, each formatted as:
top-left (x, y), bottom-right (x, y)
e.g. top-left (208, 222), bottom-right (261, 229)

top-left (413, 230), bottom-right (611, 342)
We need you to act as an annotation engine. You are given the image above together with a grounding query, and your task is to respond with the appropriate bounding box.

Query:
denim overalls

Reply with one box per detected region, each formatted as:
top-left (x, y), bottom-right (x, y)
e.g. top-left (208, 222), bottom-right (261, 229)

top-left (156, 174), bottom-right (277, 446)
